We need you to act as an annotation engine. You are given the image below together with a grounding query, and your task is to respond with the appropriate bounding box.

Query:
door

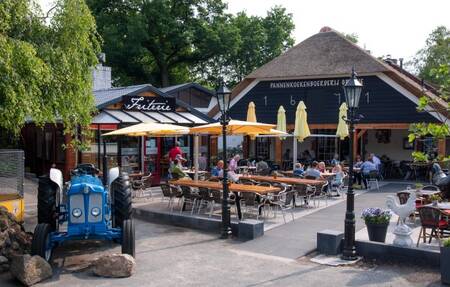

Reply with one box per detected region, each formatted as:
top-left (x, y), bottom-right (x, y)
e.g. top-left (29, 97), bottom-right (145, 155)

top-left (144, 137), bottom-right (160, 185)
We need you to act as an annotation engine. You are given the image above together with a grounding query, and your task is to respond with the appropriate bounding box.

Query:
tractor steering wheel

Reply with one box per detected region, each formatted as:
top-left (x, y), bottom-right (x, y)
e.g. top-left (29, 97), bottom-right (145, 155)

top-left (71, 164), bottom-right (100, 176)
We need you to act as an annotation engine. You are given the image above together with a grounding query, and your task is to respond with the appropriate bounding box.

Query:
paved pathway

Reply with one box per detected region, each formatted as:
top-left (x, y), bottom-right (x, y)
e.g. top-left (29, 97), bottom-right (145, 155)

top-left (234, 183), bottom-right (407, 259)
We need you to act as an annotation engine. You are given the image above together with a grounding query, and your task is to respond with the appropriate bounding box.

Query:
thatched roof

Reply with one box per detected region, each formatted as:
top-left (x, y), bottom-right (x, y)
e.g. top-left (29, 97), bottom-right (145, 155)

top-left (247, 28), bottom-right (390, 79)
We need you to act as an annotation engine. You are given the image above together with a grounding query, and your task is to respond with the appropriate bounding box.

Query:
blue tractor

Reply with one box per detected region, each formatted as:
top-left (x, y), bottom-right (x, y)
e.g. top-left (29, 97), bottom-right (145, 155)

top-left (31, 164), bottom-right (135, 261)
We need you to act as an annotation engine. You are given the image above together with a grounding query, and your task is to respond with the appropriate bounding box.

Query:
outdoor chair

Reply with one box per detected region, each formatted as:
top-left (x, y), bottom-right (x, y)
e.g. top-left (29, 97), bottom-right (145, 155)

top-left (256, 182), bottom-right (272, 187)
top-left (208, 177), bottom-right (220, 182)
top-left (160, 183), bottom-right (175, 211)
top-left (240, 192), bottom-right (267, 220)
top-left (366, 170), bottom-right (380, 191)
top-left (422, 185), bottom-right (440, 191)
top-left (209, 189), bottom-right (236, 218)
top-left (269, 190), bottom-right (296, 223)
top-left (329, 175), bottom-right (345, 197)
top-left (239, 178), bottom-right (255, 185)
top-left (417, 206), bottom-right (450, 247)
top-left (257, 168), bottom-right (271, 176)
top-left (131, 173), bottom-right (153, 198)
top-left (197, 187), bottom-right (213, 214)
top-left (179, 186), bottom-right (201, 215)
top-left (294, 184), bottom-right (314, 208)
top-left (312, 181), bottom-right (329, 208)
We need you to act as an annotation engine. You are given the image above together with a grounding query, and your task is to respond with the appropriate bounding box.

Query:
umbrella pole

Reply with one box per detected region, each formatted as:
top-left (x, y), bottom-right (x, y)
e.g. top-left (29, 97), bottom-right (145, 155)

top-left (293, 137), bottom-right (297, 169)
top-left (194, 135), bottom-right (199, 180)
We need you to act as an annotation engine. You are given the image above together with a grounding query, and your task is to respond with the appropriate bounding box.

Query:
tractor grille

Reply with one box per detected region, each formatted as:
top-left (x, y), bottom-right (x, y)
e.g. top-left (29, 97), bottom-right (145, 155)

top-left (69, 194), bottom-right (85, 223)
top-left (88, 193), bottom-right (102, 223)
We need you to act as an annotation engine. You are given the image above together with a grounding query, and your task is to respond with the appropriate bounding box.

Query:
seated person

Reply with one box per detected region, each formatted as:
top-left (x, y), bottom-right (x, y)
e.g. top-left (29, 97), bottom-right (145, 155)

top-left (360, 159), bottom-right (377, 189)
top-left (331, 164), bottom-right (345, 186)
top-left (170, 159), bottom-right (190, 180)
top-left (293, 163), bottom-right (304, 177)
top-left (211, 160), bottom-right (224, 177)
top-left (256, 157), bottom-right (269, 173)
top-left (318, 161), bottom-right (326, 173)
top-left (304, 161), bottom-right (322, 179)
top-left (227, 170), bottom-right (241, 182)
top-left (331, 154), bottom-right (340, 167)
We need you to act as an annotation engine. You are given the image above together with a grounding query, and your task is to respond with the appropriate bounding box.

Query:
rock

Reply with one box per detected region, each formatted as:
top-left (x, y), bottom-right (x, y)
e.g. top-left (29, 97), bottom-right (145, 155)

top-left (10, 255), bottom-right (52, 286)
top-left (0, 208), bottom-right (31, 260)
top-left (0, 255), bottom-right (8, 264)
top-left (92, 254), bottom-right (136, 278)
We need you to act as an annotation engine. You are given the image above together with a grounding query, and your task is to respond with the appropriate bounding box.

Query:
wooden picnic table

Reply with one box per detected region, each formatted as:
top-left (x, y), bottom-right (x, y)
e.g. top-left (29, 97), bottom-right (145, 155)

top-left (169, 179), bottom-right (281, 219)
top-left (240, 175), bottom-right (326, 186)
top-left (281, 171), bottom-right (336, 178)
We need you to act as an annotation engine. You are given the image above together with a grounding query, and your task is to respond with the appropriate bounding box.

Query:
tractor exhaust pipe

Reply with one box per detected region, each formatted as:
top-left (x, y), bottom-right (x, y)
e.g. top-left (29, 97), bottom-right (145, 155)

top-left (102, 140), bottom-right (108, 186)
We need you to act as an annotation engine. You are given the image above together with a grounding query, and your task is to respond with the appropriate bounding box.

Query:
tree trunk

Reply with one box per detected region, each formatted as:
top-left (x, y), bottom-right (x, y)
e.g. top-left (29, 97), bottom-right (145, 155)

top-left (160, 63), bottom-right (170, 87)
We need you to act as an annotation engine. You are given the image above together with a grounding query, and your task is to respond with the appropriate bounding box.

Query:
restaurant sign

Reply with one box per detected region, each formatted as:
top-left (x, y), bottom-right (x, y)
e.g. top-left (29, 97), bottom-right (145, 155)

top-left (123, 96), bottom-right (176, 112)
top-left (269, 78), bottom-right (364, 89)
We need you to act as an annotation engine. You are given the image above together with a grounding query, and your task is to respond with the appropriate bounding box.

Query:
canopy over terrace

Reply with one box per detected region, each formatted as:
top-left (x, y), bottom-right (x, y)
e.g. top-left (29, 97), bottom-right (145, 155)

top-left (102, 123), bottom-right (189, 137)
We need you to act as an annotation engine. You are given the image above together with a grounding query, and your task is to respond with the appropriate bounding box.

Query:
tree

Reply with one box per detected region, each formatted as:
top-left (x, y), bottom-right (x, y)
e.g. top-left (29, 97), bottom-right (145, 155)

top-left (88, 1), bottom-right (295, 88)
top-left (0, 0), bottom-right (100, 143)
top-left (413, 26), bottom-right (450, 86)
top-left (408, 64), bottom-right (449, 162)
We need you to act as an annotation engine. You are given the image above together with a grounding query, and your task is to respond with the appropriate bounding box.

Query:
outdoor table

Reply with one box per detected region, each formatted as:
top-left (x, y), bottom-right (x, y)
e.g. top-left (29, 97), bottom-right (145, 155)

top-left (240, 175), bottom-right (325, 186)
top-left (424, 202), bottom-right (450, 218)
top-left (415, 189), bottom-right (441, 196)
top-left (281, 170), bottom-right (336, 178)
top-left (169, 179), bottom-right (280, 219)
top-left (237, 166), bottom-right (256, 174)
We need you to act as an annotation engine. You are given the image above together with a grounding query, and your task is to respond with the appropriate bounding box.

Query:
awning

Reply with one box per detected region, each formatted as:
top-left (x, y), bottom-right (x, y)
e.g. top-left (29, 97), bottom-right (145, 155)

top-left (92, 109), bottom-right (208, 125)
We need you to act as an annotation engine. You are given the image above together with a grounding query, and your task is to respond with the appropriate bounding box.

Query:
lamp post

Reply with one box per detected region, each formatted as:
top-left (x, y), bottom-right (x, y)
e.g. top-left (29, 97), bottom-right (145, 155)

top-left (215, 81), bottom-right (232, 239)
top-left (342, 68), bottom-right (363, 260)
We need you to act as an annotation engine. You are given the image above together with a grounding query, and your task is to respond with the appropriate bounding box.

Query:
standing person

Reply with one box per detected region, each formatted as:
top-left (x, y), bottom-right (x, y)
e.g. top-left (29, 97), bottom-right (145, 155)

top-left (169, 141), bottom-right (183, 163)
top-left (283, 149), bottom-right (291, 160)
top-left (211, 160), bottom-right (224, 177)
top-left (228, 154), bottom-right (240, 173)
top-left (198, 152), bottom-right (207, 171)
top-left (353, 154), bottom-right (364, 187)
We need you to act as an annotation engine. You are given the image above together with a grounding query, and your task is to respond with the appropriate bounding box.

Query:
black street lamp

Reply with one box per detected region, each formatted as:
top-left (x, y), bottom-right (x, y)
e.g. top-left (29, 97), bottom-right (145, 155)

top-left (342, 68), bottom-right (363, 260)
top-left (215, 80), bottom-right (232, 239)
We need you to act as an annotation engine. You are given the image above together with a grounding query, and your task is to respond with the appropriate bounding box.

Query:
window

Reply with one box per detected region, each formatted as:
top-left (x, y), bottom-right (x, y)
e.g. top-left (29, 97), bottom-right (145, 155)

top-left (256, 138), bottom-right (270, 160)
top-left (314, 129), bottom-right (338, 162)
top-left (81, 129), bottom-right (118, 170)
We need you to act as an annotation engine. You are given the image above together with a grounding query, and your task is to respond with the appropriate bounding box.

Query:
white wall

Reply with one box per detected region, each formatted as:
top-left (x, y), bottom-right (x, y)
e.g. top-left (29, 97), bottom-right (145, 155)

top-left (365, 129), bottom-right (413, 161)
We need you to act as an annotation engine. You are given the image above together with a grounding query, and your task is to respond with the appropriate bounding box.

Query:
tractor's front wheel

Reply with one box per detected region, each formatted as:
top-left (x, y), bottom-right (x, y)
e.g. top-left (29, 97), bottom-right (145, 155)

top-left (37, 177), bottom-right (58, 230)
top-left (31, 223), bottom-right (53, 262)
top-left (111, 173), bottom-right (132, 228)
top-left (121, 219), bottom-right (135, 258)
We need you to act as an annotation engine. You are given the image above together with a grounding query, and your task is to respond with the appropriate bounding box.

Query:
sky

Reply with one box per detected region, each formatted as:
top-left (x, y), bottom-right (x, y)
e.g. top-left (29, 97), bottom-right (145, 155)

top-left (37, 0), bottom-right (450, 63)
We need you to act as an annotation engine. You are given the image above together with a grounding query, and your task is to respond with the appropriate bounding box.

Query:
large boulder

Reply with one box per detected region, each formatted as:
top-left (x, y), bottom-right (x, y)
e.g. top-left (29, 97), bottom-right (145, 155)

top-left (10, 255), bottom-right (52, 286)
top-left (92, 253), bottom-right (136, 278)
top-left (0, 207), bottom-right (32, 261)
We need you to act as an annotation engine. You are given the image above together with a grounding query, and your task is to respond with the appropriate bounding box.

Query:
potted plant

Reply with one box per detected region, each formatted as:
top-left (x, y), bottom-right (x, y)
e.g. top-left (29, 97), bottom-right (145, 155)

top-left (362, 207), bottom-right (392, 243)
top-left (415, 183), bottom-right (424, 192)
top-left (441, 238), bottom-right (450, 285)
top-left (429, 194), bottom-right (442, 206)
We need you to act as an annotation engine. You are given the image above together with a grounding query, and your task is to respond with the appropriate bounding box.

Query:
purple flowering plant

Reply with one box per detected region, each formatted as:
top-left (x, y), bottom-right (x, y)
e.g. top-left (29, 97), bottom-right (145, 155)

top-left (361, 207), bottom-right (391, 224)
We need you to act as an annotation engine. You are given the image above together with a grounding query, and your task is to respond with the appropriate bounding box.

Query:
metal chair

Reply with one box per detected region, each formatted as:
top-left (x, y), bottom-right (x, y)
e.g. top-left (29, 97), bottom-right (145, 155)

top-left (179, 186), bottom-right (200, 214)
top-left (131, 173), bottom-right (153, 198)
top-left (269, 190), bottom-right (296, 223)
top-left (312, 181), bottom-right (329, 207)
top-left (366, 170), bottom-right (380, 191)
top-left (422, 185), bottom-right (440, 191)
top-left (240, 192), bottom-right (266, 220)
top-left (197, 187), bottom-right (213, 214)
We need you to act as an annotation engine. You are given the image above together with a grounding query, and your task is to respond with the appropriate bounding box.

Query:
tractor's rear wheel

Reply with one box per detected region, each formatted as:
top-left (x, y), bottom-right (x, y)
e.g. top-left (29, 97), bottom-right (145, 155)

top-left (31, 223), bottom-right (53, 262)
top-left (37, 176), bottom-right (58, 230)
top-left (111, 173), bottom-right (132, 228)
top-left (121, 219), bottom-right (135, 258)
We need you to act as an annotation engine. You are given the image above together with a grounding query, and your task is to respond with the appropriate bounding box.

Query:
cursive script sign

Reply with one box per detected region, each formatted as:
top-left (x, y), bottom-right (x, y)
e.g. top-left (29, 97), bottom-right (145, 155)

top-left (123, 96), bottom-right (176, 112)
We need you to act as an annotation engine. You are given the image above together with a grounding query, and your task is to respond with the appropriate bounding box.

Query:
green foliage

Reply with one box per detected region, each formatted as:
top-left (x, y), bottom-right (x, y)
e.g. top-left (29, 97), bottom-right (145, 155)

top-left (411, 151), bottom-right (429, 162)
top-left (344, 32), bottom-right (358, 44)
top-left (0, 0), bottom-right (100, 146)
top-left (87, 1), bottom-right (295, 87)
top-left (443, 238), bottom-right (450, 248)
top-left (413, 26), bottom-right (450, 86)
top-left (429, 194), bottom-right (442, 202)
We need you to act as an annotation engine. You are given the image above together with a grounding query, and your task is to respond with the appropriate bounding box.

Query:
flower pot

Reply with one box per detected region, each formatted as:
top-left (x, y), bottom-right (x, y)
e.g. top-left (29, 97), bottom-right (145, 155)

top-left (441, 246), bottom-right (450, 285)
top-left (366, 222), bottom-right (389, 243)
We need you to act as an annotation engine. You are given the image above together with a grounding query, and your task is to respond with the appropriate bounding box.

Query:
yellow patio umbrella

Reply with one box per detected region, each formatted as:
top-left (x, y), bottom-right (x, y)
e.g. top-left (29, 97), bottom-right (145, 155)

top-left (190, 120), bottom-right (275, 135)
top-left (294, 101), bottom-right (311, 142)
top-left (336, 102), bottom-right (349, 140)
top-left (246, 101), bottom-right (258, 140)
top-left (276, 105), bottom-right (287, 140)
top-left (102, 122), bottom-right (189, 137)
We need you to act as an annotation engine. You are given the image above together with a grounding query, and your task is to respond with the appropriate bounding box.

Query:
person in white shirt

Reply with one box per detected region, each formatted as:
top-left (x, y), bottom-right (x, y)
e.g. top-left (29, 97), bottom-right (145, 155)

top-left (370, 153), bottom-right (381, 170)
